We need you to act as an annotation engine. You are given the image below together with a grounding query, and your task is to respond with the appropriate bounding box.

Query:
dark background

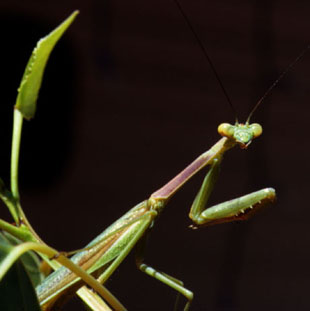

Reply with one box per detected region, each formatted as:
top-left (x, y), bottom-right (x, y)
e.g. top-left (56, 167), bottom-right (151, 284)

top-left (0, 0), bottom-right (309, 310)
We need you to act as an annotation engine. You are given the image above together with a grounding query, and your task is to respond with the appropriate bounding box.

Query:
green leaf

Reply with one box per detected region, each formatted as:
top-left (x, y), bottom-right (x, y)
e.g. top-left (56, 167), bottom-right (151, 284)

top-left (2, 232), bottom-right (44, 286)
top-left (0, 232), bottom-right (41, 311)
top-left (15, 10), bottom-right (79, 119)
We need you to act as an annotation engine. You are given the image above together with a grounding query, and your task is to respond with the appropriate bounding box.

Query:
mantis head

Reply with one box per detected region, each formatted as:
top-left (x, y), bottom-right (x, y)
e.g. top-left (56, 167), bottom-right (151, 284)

top-left (218, 122), bottom-right (262, 149)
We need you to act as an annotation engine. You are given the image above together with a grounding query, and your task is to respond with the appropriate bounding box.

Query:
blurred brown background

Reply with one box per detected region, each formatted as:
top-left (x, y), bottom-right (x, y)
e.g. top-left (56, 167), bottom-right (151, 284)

top-left (0, 0), bottom-right (309, 310)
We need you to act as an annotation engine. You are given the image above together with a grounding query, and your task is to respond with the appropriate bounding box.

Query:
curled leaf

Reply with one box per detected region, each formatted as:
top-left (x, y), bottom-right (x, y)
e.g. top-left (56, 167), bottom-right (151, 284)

top-left (0, 232), bottom-right (41, 311)
top-left (15, 10), bottom-right (79, 119)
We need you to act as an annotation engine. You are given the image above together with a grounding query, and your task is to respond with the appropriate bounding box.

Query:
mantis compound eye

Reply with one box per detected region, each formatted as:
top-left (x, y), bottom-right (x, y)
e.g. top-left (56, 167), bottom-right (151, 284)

top-left (249, 123), bottom-right (263, 138)
top-left (218, 123), bottom-right (235, 138)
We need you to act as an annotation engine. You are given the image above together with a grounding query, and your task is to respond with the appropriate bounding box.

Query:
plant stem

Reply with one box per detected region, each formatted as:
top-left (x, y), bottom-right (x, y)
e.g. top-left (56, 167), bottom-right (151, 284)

top-left (11, 108), bottom-right (23, 203)
top-left (9, 109), bottom-right (42, 243)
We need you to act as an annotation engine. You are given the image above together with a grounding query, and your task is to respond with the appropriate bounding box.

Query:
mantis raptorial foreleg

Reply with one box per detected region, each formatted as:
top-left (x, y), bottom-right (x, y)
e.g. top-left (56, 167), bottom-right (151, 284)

top-left (189, 157), bottom-right (275, 226)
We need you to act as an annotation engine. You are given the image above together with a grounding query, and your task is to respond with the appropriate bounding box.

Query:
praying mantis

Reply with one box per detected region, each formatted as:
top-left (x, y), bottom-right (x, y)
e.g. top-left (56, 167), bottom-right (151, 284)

top-left (7, 1), bottom-right (309, 310)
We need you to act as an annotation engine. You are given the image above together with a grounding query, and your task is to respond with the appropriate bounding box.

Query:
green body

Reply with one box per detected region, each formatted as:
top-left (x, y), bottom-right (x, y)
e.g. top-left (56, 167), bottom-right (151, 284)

top-left (36, 201), bottom-right (150, 306)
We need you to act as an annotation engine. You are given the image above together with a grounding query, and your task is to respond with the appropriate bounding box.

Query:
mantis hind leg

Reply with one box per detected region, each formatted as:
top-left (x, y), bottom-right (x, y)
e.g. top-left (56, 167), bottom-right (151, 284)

top-left (135, 234), bottom-right (193, 311)
top-left (189, 157), bottom-right (276, 227)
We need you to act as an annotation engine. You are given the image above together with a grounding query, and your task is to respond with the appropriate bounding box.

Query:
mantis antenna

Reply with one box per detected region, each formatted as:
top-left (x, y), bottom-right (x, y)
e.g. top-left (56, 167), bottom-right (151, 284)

top-left (173, 0), bottom-right (309, 125)
top-left (172, 0), bottom-right (238, 123)
top-left (246, 43), bottom-right (310, 123)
